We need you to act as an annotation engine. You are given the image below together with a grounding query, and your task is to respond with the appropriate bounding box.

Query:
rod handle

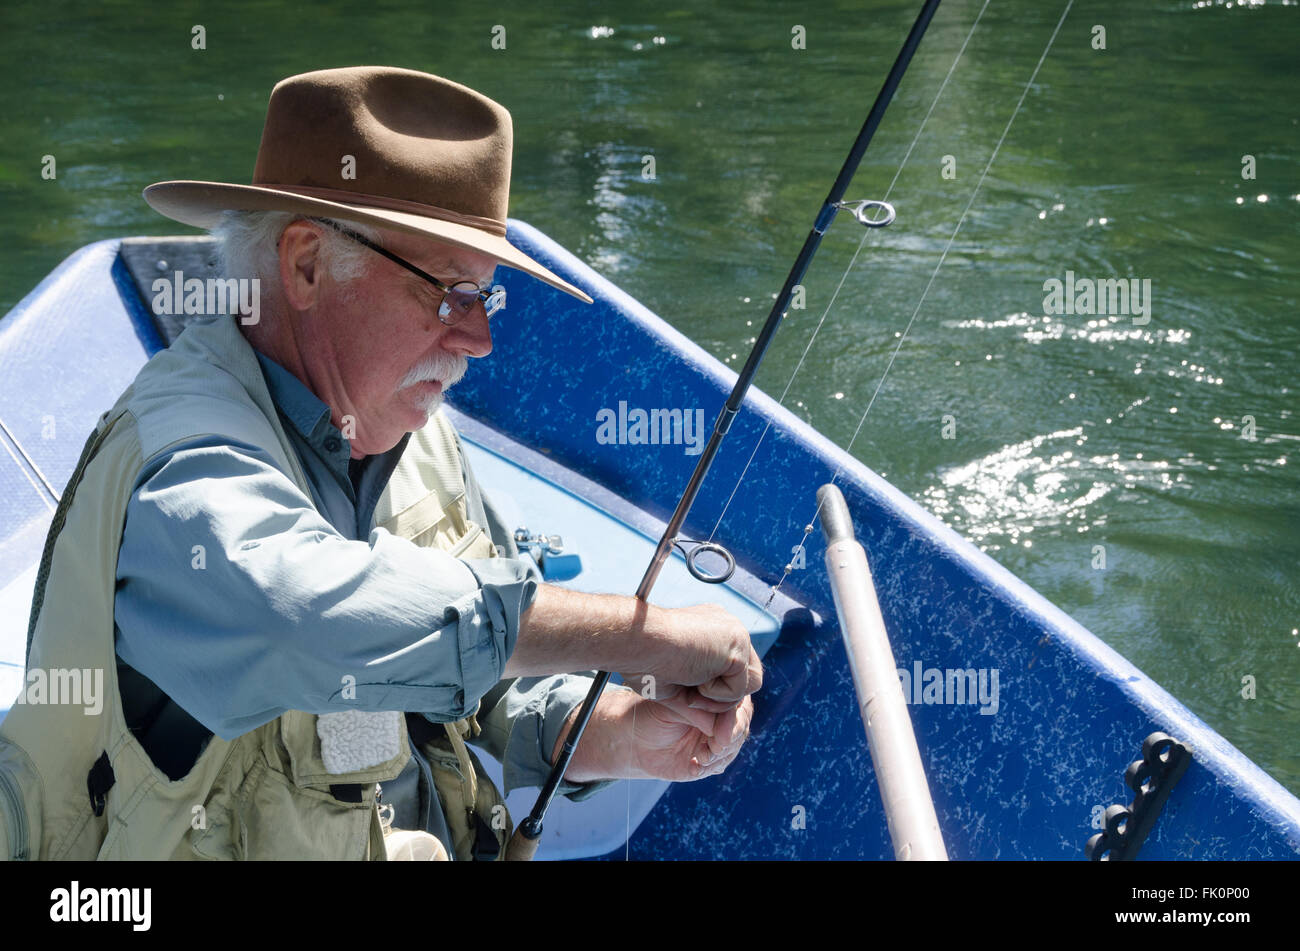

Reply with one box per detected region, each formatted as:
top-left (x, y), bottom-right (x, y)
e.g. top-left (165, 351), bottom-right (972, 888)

top-left (505, 824), bottom-right (541, 862)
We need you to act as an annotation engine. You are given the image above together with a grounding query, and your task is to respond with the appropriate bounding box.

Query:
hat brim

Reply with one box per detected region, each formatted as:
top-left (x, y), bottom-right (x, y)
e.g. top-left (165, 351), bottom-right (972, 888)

top-left (143, 180), bottom-right (594, 305)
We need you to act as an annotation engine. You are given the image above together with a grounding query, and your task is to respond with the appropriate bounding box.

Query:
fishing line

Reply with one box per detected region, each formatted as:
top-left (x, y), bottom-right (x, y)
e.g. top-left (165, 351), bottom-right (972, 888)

top-left (756, 0), bottom-right (1076, 609)
top-left (621, 3), bottom-right (986, 861)
top-left (626, 699), bottom-right (633, 860)
top-left (507, 0), bottom-right (949, 861)
top-left (707, 0), bottom-right (991, 548)
top-left (618, 0), bottom-right (982, 862)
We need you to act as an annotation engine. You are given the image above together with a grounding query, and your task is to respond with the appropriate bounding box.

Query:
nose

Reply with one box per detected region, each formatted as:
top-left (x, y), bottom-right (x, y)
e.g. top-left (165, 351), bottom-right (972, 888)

top-left (441, 303), bottom-right (493, 359)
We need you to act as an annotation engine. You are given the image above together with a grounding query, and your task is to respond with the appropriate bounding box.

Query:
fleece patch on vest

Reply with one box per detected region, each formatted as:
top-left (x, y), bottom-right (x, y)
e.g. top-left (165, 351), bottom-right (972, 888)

top-left (316, 710), bottom-right (403, 774)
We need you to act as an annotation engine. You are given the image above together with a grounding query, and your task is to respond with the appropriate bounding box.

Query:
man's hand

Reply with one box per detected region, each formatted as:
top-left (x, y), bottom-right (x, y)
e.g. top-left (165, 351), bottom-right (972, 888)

top-left (625, 691), bottom-right (754, 781)
top-left (555, 687), bottom-right (754, 784)
top-left (621, 602), bottom-right (762, 710)
top-left (507, 587), bottom-right (763, 705)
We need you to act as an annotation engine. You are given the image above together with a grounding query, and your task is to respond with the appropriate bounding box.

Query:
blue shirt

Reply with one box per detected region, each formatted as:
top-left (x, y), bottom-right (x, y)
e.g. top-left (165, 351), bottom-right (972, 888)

top-left (113, 345), bottom-right (604, 852)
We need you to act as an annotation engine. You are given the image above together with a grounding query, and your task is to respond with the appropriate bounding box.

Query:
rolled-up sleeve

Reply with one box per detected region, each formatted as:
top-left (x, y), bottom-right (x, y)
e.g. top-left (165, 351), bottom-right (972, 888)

top-left (114, 437), bottom-right (539, 740)
top-left (469, 673), bottom-right (616, 801)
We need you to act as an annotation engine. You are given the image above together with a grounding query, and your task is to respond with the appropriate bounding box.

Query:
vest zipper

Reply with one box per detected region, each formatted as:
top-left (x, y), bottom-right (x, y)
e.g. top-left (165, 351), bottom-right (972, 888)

top-left (0, 764), bottom-right (29, 860)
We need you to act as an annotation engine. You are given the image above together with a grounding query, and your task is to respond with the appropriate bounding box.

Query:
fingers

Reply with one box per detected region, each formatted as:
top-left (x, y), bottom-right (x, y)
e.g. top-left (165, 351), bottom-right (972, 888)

top-left (692, 644), bottom-right (763, 705)
top-left (693, 674), bottom-right (745, 704)
top-left (683, 687), bottom-right (740, 714)
top-left (651, 691), bottom-right (718, 735)
top-left (689, 696), bottom-right (753, 780)
top-left (620, 672), bottom-right (683, 703)
top-left (743, 644), bottom-right (763, 695)
top-left (706, 696), bottom-right (752, 760)
top-left (643, 602), bottom-right (764, 716)
top-left (688, 737), bottom-right (715, 778)
top-left (661, 604), bottom-right (762, 693)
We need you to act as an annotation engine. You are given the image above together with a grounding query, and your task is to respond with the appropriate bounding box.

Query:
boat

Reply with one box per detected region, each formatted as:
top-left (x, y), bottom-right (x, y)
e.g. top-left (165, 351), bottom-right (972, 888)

top-left (2, 221), bottom-right (1298, 860)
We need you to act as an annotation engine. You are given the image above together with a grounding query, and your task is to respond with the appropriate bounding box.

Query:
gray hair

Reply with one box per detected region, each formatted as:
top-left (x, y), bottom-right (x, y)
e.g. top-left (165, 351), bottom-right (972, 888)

top-left (210, 210), bottom-right (379, 286)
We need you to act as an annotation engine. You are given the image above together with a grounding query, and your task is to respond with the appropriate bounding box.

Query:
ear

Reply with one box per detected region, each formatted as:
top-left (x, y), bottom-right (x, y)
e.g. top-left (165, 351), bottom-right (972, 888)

top-left (277, 220), bottom-right (324, 312)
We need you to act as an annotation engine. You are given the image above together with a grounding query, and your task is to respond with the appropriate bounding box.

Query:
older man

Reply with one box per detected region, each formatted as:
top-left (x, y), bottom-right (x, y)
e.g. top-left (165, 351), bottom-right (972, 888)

top-left (5, 67), bottom-right (758, 860)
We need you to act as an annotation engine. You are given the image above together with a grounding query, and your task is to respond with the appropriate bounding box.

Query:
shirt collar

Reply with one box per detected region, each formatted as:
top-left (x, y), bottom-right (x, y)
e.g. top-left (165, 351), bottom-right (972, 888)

top-left (253, 351), bottom-right (353, 469)
top-left (254, 352), bottom-right (333, 438)
top-left (253, 351), bottom-right (414, 515)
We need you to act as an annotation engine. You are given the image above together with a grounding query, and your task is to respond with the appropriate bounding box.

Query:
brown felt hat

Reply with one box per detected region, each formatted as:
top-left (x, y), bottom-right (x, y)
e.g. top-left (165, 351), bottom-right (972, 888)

top-left (144, 66), bottom-right (592, 304)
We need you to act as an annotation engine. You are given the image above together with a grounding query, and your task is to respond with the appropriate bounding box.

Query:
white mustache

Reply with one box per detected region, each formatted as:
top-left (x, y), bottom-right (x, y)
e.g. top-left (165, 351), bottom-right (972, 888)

top-left (399, 352), bottom-right (467, 415)
top-left (399, 352), bottom-right (468, 390)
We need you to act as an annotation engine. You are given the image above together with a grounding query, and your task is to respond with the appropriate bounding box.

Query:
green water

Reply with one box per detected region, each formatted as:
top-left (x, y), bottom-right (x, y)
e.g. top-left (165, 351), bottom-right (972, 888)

top-left (1, 0), bottom-right (1297, 796)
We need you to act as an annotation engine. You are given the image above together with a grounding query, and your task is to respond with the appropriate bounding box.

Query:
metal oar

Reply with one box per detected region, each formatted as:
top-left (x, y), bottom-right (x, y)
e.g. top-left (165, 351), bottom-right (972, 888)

top-left (818, 483), bottom-right (947, 860)
top-left (506, 0), bottom-right (945, 861)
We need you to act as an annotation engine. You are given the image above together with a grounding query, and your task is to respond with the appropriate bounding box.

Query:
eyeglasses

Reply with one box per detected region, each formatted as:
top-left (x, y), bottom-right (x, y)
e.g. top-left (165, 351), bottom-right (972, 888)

top-left (314, 219), bottom-right (506, 325)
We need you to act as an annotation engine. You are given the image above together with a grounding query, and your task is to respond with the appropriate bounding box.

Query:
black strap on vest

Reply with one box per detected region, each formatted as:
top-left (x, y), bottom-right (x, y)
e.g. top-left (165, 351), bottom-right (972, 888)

top-left (87, 751), bottom-right (115, 817)
top-left (329, 783), bottom-right (365, 803)
top-left (26, 418), bottom-right (114, 663)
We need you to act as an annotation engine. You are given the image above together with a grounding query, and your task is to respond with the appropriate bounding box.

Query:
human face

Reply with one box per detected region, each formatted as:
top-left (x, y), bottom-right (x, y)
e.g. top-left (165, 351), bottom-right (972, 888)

top-left (308, 225), bottom-right (497, 457)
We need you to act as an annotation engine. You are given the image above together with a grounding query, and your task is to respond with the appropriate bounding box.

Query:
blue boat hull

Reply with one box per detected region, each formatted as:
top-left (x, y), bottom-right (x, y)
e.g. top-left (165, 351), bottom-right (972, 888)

top-left (1, 223), bottom-right (1297, 859)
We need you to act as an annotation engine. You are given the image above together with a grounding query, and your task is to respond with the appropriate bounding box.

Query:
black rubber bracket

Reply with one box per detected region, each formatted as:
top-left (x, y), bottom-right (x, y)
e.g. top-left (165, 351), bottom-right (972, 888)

top-left (1086, 732), bottom-right (1192, 861)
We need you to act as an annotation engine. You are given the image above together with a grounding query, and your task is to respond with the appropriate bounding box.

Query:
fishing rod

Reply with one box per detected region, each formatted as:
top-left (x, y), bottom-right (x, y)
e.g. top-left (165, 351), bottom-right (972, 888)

top-left (505, 0), bottom-right (944, 861)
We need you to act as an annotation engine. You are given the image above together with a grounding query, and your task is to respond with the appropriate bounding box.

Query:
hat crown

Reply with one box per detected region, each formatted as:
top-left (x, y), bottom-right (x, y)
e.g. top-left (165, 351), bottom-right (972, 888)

top-left (251, 66), bottom-right (512, 224)
top-left (142, 67), bottom-right (594, 303)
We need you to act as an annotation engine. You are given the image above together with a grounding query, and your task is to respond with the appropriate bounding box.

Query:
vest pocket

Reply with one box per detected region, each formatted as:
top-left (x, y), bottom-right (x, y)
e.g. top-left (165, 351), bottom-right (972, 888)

top-left (419, 738), bottom-right (476, 860)
top-left (0, 740), bottom-right (41, 861)
top-left (187, 751), bottom-right (255, 860)
top-left (381, 482), bottom-right (496, 562)
top-left (239, 760), bottom-right (375, 859)
top-left (414, 725), bottom-right (510, 861)
top-left (445, 521), bottom-right (495, 560)
top-left (188, 758), bottom-right (377, 860)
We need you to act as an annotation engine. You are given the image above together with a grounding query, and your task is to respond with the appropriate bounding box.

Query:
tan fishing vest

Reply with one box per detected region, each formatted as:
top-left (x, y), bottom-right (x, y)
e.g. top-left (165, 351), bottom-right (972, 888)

top-left (0, 315), bottom-right (509, 860)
